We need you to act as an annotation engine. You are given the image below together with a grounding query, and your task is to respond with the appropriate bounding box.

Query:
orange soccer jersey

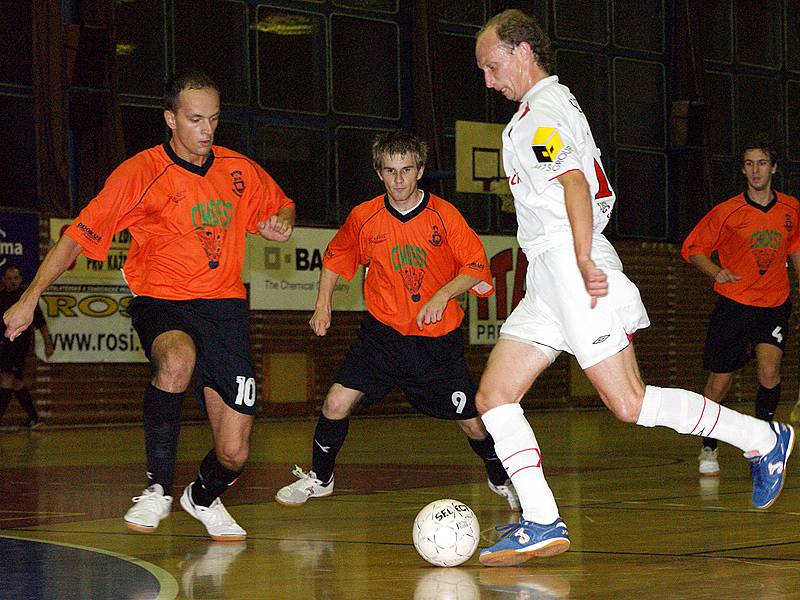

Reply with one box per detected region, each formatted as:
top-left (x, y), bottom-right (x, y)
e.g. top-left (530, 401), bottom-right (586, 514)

top-left (682, 191), bottom-right (800, 307)
top-left (324, 191), bottom-right (494, 337)
top-left (65, 143), bottom-right (294, 300)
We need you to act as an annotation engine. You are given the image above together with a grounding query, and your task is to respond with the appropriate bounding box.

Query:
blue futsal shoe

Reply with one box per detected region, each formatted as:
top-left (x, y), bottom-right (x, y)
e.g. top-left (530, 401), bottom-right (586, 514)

top-left (750, 422), bottom-right (795, 509)
top-left (479, 517), bottom-right (570, 567)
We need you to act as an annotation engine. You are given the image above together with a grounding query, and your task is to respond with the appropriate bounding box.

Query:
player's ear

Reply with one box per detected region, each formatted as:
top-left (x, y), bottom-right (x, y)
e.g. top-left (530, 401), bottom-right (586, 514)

top-left (416, 164), bottom-right (425, 180)
top-left (163, 109), bottom-right (176, 131)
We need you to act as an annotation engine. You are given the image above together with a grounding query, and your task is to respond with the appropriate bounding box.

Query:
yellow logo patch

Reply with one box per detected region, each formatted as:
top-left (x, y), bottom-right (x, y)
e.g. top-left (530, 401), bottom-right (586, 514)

top-left (531, 128), bottom-right (564, 163)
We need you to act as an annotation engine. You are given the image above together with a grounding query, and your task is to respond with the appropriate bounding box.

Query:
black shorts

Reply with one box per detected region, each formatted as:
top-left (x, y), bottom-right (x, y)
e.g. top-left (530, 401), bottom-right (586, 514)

top-left (0, 336), bottom-right (29, 379)
top-left (128, 296), bottom-right (257, 416)
top-left (703, 295), bottom-right (791, 373)
top-left (335, 313), bottom-right (478, 420)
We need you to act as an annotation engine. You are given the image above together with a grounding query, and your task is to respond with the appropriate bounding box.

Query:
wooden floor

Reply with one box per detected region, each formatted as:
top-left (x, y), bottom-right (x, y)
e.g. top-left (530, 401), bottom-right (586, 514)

top-left (2, 407), bottom-right (800, 599)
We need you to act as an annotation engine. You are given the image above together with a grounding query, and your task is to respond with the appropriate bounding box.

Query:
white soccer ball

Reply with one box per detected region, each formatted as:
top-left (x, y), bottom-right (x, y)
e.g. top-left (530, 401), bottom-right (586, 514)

top-left (412, 499), bottom-right (480, 567)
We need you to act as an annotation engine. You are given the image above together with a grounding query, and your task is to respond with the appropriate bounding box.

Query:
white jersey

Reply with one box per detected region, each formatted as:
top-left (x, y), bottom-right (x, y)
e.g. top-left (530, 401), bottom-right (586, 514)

top-left (503, 75), bottom-right (615, 256)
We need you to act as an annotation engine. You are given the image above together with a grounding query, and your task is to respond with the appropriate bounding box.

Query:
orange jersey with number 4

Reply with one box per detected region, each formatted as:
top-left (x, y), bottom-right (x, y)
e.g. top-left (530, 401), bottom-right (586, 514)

top-left (324, 191), bottom-right (494, 337)
top-left (681, 191), bottom-right (800, 307)
top-left (65, 143), bottom-right (294, 300)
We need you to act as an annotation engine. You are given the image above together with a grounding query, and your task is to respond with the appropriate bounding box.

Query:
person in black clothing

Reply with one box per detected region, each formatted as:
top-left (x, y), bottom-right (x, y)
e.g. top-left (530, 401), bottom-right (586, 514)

top-left (0, 266), bottom-right (53, 427)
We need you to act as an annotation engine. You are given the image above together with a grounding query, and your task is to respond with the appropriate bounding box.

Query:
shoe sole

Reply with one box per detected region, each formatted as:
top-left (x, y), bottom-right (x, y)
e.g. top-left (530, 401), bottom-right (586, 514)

top-left (124, 520), bottom-right (159, 533)
top-left (699, 469), bottom-right (720, 477)
top-left (755, 425), bottom-right (795, 510)
top-left (479, 538), bottom-right (570, 567)
top-left (275, 489), bottom-right (333, 507)
top-left (179, 492), bottom-right (247, 541)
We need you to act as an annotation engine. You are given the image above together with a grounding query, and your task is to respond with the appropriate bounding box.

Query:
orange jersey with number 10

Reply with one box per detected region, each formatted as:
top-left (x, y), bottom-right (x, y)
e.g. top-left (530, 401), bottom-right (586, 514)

top-left (681, 191), bottom-right (800, 307)
top-left (324, 191), bottom-right (494, 337)
top-left (65, 143), bottom-right (294, 300)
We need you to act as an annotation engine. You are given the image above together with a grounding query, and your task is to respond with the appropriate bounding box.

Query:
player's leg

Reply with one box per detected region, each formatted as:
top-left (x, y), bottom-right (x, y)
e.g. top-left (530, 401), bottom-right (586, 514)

top-left (754, 343), bottom-right (782, 421)
top-left (0, 371), bottom-right (13, 424)
top-left (697, 372), bottom-right (733, 475)
top-left (12, 377), bottom-right (39, 428)
top-left (587, 344), bottom-right (793, 509)
top-left (456, 417), bottom-right (520, 510)
top-left (275, 383), bottom-right (362, 506)
top-left (180, 388), bottom-right (250, 541)
top-left (124, 329), bottom-right (194, 532)
top-left (476, 338), bottom-right (570, 566)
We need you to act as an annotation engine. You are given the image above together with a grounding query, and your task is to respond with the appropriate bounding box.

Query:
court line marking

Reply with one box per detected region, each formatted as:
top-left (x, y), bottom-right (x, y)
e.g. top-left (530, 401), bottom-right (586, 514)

top-left (0, 533), bottom-right (180, 600)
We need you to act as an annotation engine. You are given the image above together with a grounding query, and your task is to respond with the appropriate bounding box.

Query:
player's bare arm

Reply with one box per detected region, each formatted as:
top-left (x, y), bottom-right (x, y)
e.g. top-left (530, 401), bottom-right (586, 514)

top-left (257, 206), bottom-right (295, 242)
top-left (560, 169), bottom-right (607, 307)
top-left (310, 267), bottom-right (340, 337)
top-left (416, 273), bottom-right (480, 331)
top-left (4, 236), bottom-right (83, 341)
top-left (688, 253), bottom-right (742, 284)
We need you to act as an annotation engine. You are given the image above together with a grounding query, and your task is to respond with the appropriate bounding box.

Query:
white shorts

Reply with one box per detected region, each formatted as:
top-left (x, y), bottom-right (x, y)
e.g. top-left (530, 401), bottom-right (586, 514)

top-left (500, 237), bottom-right (650, 369)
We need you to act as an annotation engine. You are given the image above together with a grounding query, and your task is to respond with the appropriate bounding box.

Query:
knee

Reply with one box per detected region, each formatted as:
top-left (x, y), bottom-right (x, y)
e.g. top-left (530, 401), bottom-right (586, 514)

top-left (604, 392), bottom-right (643, 424)
top-left (152, 344), bottom-right (195, 391)
top-left (475, 388), bottom-right (503, 415)
top-left (458, 417), bottom-right (487, 439)
top-left (321, 385), bottom-right (357, 420)
top-left (758, 367), bottom-right (781, 389)
top-left (215, 443), bottom-right (249, 472)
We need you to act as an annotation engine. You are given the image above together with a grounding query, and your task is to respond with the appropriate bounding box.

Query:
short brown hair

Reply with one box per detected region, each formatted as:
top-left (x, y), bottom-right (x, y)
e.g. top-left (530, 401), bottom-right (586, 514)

top-left (478, 9), bottom-right (554, 74)
top-left (164, 70), bottom-right (219, 112)
top-left (740, 134), bottom-right (779, 166)
top-left (371, 130), bottom-right (428, 171)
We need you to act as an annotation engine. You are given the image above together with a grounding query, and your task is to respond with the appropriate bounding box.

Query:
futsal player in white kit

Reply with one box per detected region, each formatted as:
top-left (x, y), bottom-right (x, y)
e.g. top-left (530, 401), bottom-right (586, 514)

top-left (474, 8), bottom-right (794, 567)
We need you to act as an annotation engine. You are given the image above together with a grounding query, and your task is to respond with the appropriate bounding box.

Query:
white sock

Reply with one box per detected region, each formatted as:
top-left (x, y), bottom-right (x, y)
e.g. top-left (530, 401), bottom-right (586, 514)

top-left (482, 403), bottom-right (560, 524)
top-left (637, 385), bottom-right (776, 456)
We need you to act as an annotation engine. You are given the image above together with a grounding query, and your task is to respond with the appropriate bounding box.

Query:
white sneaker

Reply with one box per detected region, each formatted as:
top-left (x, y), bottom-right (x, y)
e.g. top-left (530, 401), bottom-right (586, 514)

top-left (180, 483), bottom-right (247, 541)
top-left (698, 447), bottom-right (720, 476)
top-left (488, 478), bottom-right (521, 511)
top-left (275, 466), bottom-right (333, 507)
top-left (124, 484), bottom-right (173, 532)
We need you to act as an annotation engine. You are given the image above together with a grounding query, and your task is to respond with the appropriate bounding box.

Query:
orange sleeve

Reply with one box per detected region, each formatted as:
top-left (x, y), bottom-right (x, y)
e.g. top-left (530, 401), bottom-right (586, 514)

top-left (681, 202), bottom-right (728, 262)
top-left (245, 162), bottom-right (295, 233)
top-left (64, 155), bottom-right (152, 260)
top-left (322, 210), bottom-right (363, 281)
top-left (443, 204), bottom-right (494, 297)
top-left (782, 193), bottom-right (800, 255)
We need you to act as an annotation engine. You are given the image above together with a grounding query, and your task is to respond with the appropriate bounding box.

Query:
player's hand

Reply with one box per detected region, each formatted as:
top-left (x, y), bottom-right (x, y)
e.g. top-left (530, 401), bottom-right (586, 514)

top-left (578, 258), bottom-right (608, 309)
top-left (257, 214), bottom-right (293, 242)
top-left (416, 291), bottom-right (448, 330)
top-left (714, 268), bottom-right (741, 284)
top-left (3, 302), bottom-right (35, 341)
top-left (309, 306), bottom-right (332, 337)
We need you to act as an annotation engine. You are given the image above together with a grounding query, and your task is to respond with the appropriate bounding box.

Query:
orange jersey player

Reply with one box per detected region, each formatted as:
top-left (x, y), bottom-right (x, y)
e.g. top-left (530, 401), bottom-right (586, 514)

top-left (275, 130), bottom-right (522, 513)
top-left (682, 136), bottom-right (800, 476)
top-left (324, 190), bottom-right (493, 337)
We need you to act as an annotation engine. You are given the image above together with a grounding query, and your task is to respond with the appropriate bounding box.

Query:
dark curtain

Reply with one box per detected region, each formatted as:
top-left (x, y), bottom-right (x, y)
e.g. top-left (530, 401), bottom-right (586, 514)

top-left (411, 0), bottom-right (445, 197)
top-left (32, 0), bottom-right (70, 217)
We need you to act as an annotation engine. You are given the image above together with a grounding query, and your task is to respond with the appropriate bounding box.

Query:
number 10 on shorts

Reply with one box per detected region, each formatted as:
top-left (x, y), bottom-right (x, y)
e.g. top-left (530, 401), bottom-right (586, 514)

top-left (235, 376), bottom-right (256, 406)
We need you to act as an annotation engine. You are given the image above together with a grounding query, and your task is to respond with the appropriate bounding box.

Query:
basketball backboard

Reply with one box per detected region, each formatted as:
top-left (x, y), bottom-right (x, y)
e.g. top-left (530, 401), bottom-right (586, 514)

top-left (455, 120), bottom-right (509, 195)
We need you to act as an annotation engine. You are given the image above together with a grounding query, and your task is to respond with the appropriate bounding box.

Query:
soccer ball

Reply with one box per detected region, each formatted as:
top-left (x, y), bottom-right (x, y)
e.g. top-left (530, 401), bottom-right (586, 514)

top-left (412, 499), bottom-right (480, 567)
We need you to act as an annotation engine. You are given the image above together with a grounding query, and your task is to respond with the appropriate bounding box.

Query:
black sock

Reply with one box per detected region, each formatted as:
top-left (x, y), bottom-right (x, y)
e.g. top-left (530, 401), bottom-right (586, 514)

top-left (143, 383), bottom-right (184, 496)
top-left (311, 415), bottom-right (349, 484)
top-left (190, 449), bottom-right (242, 507)
top-left (0, 389), bottom-right (12, 421)
top-left (469, 434), bottom-right (508, 485)
top-left (755, 383), bottom-right (780, 422)
top-left (702, 437), bottom-right (717, 451)
top-left (14, 387), bottom-right (38, 421)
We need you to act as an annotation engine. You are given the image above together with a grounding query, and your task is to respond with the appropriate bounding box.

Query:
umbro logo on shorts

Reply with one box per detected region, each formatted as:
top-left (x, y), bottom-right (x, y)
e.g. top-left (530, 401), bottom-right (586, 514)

top-left (592, 335), bottom-right (610, 344)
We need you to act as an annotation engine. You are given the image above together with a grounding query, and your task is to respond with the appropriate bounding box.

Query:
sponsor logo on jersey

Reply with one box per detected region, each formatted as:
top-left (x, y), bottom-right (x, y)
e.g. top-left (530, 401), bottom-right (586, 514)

top-left (191, 198), bottom-right (234, 269)
top-left (785, 213), bottom-right (794, 232)
top-left (429, 225), bottom-right (442, 247)
top-left (531, 127), bottom-right (564, 163)
top-left (750, 228), bottom-right (781, 275)
top-left (76, 222), bottom-right (102, 243)
top-left (368, 233), bottom-right (388, 244)
top-left (391, 243), bottom-right (427, 302)
top-left (231, 170), bottom-right (246, 197)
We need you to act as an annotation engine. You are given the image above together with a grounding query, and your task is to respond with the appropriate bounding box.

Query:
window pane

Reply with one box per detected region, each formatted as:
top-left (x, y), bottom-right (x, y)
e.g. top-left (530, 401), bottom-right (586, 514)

top-left (336, 127), bottom-right (387, 221)
top-left (556, 50), bottom-right (610, 146)
top-left (490, 0), bottom-right (548, 30)
top-left (256, 8), bottom-right (327, 114)
top-left (0, 95), bottom-right (36, 207)
top-left (214, 120), bottom-right (245, 155)
top-left (439, 1), bottom-right (484, 26)
top-left (439, 33), bottom-right (487, 126)
top-left (613, 0), bottom-right (664, 52)
top-left (705, 71), bottom-right (733, 156)
top-left (787, 81), bottom-right (800, 162)
top-left (173, 0), bottom-right (249, 105)
top-left (116, 0), bottom-right (165, 97)
top-left (120, 104), bottom-right (167, 158)
top-left (255, 125), bottom-right (329, 225)
top-left (787, 172), bottom-right (800, 199)
top-left (735, 75), bottom-right (782, 152)
top-left (554, 0), bottom-right (608, 44)
top-left (0, 2), bottom-right (32, 85)
top-left (735, 0), bottom-right (781, 68)
top-left (613, 58), bottom-right (665, 149)
top-left (331, 15), bottom-right (399, 118)
top-left (787, 3), bottom-right (800, 72)
top-left (333, 0), bottom-right (398, 12)
top-left (708, 158), bottom-right (739, 205)
top-left (697, 0), bottom-right (732, 62)
top-left (613, 150), bottom-right (667, 239)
